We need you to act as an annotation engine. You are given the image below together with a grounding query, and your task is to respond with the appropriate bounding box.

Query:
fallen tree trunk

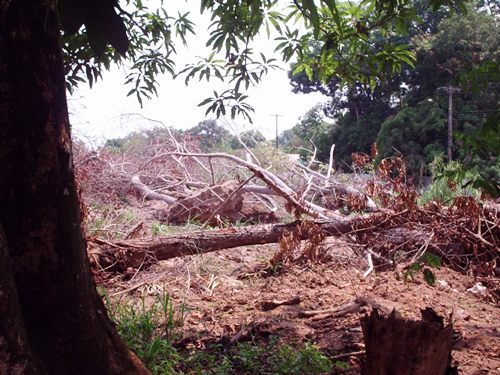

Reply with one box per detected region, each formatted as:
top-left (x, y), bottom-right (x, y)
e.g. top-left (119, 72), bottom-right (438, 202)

top-left (89, 215), bottom-right (385, 271)
top-left (150, 152), bottom-right (337, 219)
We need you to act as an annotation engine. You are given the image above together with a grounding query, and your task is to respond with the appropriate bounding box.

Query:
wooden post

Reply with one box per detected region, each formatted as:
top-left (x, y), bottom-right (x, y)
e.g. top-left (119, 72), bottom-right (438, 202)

top-left (439, 85), bottom-right (460, 163)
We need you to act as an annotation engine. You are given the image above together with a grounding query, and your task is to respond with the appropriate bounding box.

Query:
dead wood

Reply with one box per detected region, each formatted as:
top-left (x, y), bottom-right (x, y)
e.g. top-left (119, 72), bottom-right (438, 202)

top-left (360, 308), bottom-right (456, 375)
top-left (295, 163), bottom-right (378, 212)
top-left (230, 317), bottom-right (268, 344)
top-left (131, 175), bottom-right (177, 204)
top-left (258, 296), bottom-right (301, 311)
top-left (90, 215), bottom-right (386, 271)
top-left (298, 296), bottom-right (390, 318)
top-left (152, 152), bottom-right (338, 219)
top-left (299, 297), bottom-right (367, 318)
top-left (330, 350), bottom-right (365, 360)
top-left (165, 180), bottom-right (245, 225)
top-left (123, 221), bottom-right (144, 240)
top-left (90, 202), bottom-right (498, 275)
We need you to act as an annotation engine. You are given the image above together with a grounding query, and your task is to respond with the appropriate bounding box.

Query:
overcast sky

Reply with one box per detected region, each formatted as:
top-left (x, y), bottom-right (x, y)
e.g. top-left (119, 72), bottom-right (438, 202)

top-left (68, 2), bottom-right (328, 147)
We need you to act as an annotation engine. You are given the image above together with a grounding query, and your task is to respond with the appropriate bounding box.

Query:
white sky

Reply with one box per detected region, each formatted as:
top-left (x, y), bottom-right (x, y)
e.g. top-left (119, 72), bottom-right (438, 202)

top-left (68, 2), bottom-right (328, 147)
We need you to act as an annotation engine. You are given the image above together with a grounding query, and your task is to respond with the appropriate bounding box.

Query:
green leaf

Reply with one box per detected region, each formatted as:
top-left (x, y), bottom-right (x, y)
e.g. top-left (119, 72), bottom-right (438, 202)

top-left (403, 269), bottom-right (415, 282)
top-left (302, 0), bottom-right (321, 37)
top-left (198, 98), bottom-right (213, 107)
top-left (409, 262), bottom-right (422, 272)
top-left (421, 253), bottom-right (441, 268)
top-left (369, 77), bottom-right (376, 92)
top-left (422, 268), bottom-right (436, 286)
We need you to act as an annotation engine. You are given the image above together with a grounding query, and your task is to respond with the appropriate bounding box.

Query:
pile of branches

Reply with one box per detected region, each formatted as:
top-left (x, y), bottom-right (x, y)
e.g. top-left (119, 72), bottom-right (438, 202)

top-left (75, 133), bottom-right (498, 281)
top-left (74, 128), bottom-right (377, 227)
top-left (349, 152), bottom-right (499, 277)
top-left (352, 200), bottom-right (499, 276)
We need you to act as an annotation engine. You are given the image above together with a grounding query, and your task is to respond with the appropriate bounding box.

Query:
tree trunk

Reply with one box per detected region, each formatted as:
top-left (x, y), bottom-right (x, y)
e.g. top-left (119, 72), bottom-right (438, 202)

top-left (91, 216), bottom-right (383, 270)
top-left (360, 308), bottom-right (456, 375)
top-left (0, 225), bottom-right (39, 374)
top-left (0, 2), bottom-right (148, 374)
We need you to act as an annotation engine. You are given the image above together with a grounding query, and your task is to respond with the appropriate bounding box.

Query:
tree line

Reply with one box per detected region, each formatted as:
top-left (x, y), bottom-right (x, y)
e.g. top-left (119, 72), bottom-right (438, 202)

top-left (283, 2), bottom-right (499, 183)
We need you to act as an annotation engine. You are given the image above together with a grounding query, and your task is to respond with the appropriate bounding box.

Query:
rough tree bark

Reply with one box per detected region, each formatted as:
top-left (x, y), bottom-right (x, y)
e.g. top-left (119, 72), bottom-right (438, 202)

top-left (90, 216), bottom-right (384, 270)
top-left (0, 2), bottom-right (148, 374)
top-left (360, 308), bottom-right (456, 375)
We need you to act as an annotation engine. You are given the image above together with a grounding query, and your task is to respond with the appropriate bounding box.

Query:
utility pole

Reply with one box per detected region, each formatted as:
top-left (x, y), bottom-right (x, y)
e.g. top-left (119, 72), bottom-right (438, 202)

top-left (438, 85), bottom-right (461, 162)
top-left (270, 114), bottom-right (282, 148)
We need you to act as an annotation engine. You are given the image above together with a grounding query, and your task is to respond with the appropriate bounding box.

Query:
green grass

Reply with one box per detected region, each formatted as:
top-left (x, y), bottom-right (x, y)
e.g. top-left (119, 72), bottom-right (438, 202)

top-left (104, 292), bottom-right (348, 374)
top-left (103, 292), bottom-right (184, 374)
top-left (86, 205), bottom-right (140, 239)
top-left (180, 338), bottom-right (343, 375)
top-left (151, 220), bottom-right (204, 236)
top-left (151, 216), bottom-right (253, 237)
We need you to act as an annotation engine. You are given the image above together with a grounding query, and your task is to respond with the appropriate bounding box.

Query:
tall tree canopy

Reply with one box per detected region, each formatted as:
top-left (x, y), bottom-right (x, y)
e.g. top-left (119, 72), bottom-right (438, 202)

top-left (0, 0), bottom-right (469, 373)
top-left (288, 3), bottom-right (499, 175)
top-left (61, 0), bottom-right (466, 118)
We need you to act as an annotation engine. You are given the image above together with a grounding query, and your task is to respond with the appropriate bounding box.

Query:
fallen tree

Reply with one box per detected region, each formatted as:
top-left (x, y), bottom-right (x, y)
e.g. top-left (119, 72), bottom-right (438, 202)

top-left (89, 201), bottom-right (499, 281)
top-left (88, 214), bottom-right (386, 271)
top-left (75, 136), bottom-right (378, 228)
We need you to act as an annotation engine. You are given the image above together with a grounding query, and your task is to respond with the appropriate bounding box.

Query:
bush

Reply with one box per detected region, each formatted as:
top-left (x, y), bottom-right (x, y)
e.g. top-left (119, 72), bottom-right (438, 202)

top-left (419, 155), bottom-right (481, 205)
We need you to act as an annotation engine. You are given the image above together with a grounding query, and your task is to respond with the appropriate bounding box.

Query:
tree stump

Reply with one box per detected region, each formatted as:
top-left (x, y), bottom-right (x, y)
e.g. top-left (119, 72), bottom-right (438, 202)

top-left (360, 308), bottom-right (457, 375)
top-left (166, 180), bottom-right (244, 225)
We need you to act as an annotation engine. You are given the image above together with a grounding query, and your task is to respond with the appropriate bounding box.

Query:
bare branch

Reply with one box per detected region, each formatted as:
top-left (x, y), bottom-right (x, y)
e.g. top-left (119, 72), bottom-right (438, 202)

top-left (130, 175), bottom-right (177, 204)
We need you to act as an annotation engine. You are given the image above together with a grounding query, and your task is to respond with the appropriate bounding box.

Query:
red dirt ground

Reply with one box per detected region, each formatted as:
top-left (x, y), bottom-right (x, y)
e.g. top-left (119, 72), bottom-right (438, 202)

top-left (103, 237), bottom-right (500, 374)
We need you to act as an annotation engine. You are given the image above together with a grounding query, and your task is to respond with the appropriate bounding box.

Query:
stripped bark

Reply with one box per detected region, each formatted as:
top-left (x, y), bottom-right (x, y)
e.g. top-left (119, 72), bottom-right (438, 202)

top-left (295, 163), bottom-right (378, 212)
top-left (166, 180), bottom-right (245, 225)
top-left (131, 175), bottom-right (177, 204)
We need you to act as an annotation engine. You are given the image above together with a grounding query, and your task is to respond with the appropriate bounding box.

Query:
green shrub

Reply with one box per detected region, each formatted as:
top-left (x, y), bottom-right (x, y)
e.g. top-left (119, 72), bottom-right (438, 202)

top-left (419, 155), bottom-right (481, 205)
top-left (104, 293), bottom-right (346, 374)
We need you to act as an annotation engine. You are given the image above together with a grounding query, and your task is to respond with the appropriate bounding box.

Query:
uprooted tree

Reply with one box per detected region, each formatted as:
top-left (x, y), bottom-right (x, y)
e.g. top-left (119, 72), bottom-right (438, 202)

top-left (0, 0), bottom-right (471, 373)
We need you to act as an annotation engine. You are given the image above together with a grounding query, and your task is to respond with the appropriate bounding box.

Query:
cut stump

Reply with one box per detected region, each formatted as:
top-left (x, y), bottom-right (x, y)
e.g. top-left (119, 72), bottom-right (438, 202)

top-left (360, 308), bottom-right (456, 375)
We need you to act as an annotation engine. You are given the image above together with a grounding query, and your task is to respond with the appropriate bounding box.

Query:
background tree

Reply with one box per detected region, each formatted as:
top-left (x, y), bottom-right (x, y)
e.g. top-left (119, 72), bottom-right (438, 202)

top-left (280, 104), bottom-right (332, 161)
top-left (389, 6), bottom-right (499, 174)
top-left (186, 120), bottom-right (233, 152)
top-left (376, 100), bottom-right (447, 170)
top-left (288, 3), bottom-right (499, 176)
top-left (229, 129), bottom-right (266, 149)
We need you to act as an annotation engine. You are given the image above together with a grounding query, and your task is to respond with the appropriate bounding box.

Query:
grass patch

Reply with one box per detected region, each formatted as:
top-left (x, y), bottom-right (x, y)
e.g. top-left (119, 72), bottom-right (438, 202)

top-left (151, 219), bottom-right (204, 236)
top-left (180, 338), bottom-right (343, 375)
top-left (419, 156), bottom-right (482, 205)
top-left (86, 205), bottom-right (140, 239)
top-left (104, 292), bottom-right (185, 374)
top-left (104, 293), bottom-right (348, 374)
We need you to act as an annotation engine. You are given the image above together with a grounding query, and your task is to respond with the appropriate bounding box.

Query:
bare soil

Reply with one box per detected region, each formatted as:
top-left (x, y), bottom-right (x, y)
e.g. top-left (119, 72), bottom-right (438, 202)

top-left (103, 237), bottom-right (500, 374)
